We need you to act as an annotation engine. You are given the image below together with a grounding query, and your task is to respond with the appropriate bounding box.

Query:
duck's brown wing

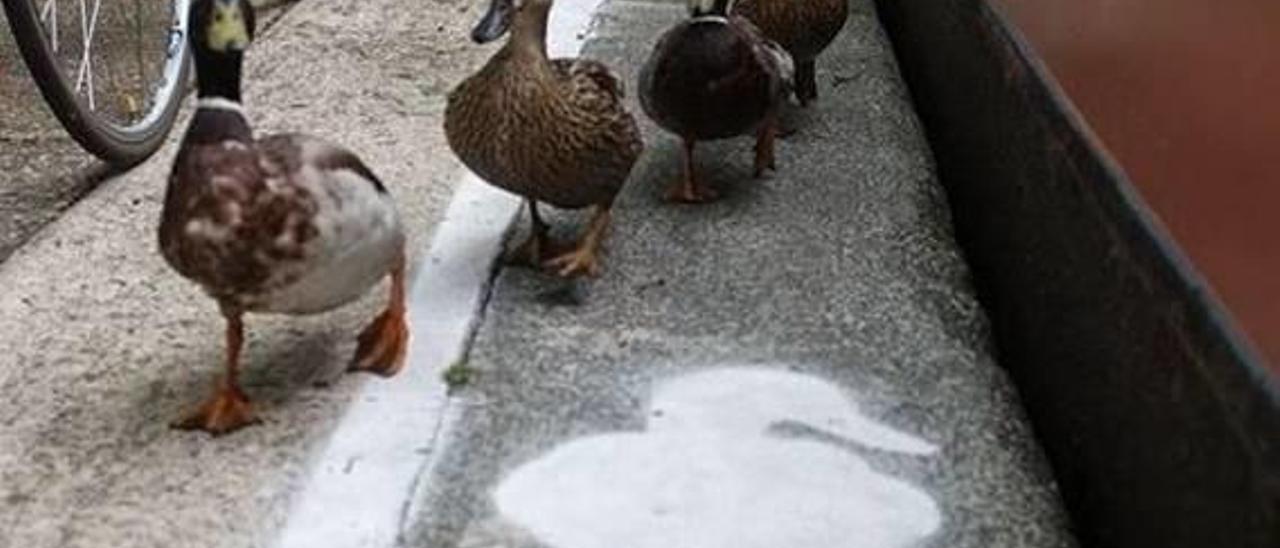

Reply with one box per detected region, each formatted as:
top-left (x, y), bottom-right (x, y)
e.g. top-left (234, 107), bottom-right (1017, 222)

top-left (732, 16), bottom-right (794, 97)
top-left (257, 134), bottom-right (389, 193)
top-left (543, 57), bottom-right (644, 207)
top-left (550, 58), bottom-right (627, 104)
top-left (549, 58), bottom-right (642, 152)
top-left (733, 0), bottom-right (845, 61)
top-left (163, 134), bottom-right (400, 309)
top-left (160, 141), bottom-right (319, 299)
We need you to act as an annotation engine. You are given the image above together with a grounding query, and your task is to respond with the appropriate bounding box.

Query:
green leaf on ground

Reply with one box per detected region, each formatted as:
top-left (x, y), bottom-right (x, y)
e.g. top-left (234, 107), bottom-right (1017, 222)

top-left (443, 359), bottom-right (475, 389)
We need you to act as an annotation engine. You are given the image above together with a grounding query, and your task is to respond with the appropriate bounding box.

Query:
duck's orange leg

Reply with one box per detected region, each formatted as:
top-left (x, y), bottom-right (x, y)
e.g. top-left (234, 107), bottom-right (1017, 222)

top-left (173, 306), bottom-right (260, 435)
top-left (507, 200), bottom-right (567, 267)
top-left (545, 205), bottom-right (611, 278)
top-left (665, 138), bottom-right (719, 203)
top-left (349, 249), bottom-right (409, 377)
top-left (754, 110), bottom-right (779, 178)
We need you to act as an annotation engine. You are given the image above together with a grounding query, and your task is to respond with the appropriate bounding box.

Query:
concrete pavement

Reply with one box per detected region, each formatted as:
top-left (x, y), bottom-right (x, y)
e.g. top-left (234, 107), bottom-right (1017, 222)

top-left (0, 0), bottom-right (1079, 547)
top-left (404, 0), bottom-right (1077, 547)
top-left (0, 0), bottom-right (493, 546)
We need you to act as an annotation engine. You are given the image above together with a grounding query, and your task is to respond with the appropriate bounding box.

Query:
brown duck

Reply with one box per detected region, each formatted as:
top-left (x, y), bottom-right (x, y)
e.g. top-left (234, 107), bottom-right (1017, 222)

top-left (159, 0), bottom-right (408, 435)
top-left (639, 0), bottom-right (794, 203)
top-left (735, 0), bottom-right (849, 105)
top-left (445, 0), bottom-right (643, 278)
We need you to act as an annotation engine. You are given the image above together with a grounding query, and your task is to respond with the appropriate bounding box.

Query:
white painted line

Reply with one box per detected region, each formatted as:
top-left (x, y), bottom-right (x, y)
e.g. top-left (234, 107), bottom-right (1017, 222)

top-left (272, 178), bottom-right (518, 548)
top-left (272, 1), bottom-right (607, 546)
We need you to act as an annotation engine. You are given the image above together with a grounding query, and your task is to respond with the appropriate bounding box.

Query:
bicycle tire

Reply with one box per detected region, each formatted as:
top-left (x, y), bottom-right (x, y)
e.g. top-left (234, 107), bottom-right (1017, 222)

top-left (2, 0), bottom-right (191, 167)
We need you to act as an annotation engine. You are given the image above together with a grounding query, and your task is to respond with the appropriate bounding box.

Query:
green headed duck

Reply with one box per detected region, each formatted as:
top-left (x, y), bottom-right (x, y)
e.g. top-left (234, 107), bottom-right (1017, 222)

top-left (639, 0), bottom-right (794, 203)
top-left (159, 0), bottom-right (408, 434)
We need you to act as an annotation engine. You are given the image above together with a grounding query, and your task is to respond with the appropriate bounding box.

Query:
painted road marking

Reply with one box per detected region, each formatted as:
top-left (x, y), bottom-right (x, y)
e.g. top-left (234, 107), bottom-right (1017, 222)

top-left (272, 1), bottom-right (607, 546)
top-left (491, 368), bottom-right (942, 548)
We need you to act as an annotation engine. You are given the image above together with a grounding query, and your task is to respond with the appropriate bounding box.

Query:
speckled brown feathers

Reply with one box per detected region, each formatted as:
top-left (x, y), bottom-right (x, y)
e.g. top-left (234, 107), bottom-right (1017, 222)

top-left (734, 0), bottom-right (848, 104)
top-left (162, 0), bottom-right (409, 436)
top-left (734, 0), bottom-right (847, 63)
top-left (446, 0), bottom-right (641, 278)
top-left (160, 125), bottom-right (396, 312)
top-left (445, 47), bottom-right (642, 210)
top-left (161, 138), bottom-right (314, 303)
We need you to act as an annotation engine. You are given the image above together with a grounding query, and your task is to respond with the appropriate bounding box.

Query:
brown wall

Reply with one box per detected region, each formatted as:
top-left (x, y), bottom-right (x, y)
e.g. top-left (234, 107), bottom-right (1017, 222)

top-left (994, 0), bottom-right (1280, 372)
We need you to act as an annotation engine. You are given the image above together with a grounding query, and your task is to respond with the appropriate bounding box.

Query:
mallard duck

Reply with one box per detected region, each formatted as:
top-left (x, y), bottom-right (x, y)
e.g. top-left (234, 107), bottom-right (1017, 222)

top-left (639, 0), bottom-right (793, 203)
top-left (734, 0), bottom-right (848, 106)
top-left (445, 0), bottom-right (643, 278)
top-left (158, 0), bottom-right (408, 435)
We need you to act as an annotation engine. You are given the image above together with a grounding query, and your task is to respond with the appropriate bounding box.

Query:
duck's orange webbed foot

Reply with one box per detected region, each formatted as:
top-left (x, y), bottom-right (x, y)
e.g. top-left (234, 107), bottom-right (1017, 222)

top-left (665, 138), bottom-right (719, 204)
top-left (350, 251), bottom-right (409, 377)
top-left (544, 206), bottom-right (611, 278)
top-left (754, 112), bottom-right (779, 178)
top-left (173, 306), bottom-right (259, 436)
top-left (507, 202), bottom-right (570, 267)
top-left (545, 247), bottom-right (602, 278)
top-left (172, 382), bottom-right (259, 435)
top-left (664, 179), bottom-right (719, 204)
top-left (506, 200), bottom-right (572, 267)
top-left (508, 233), bottom-right (551, 267)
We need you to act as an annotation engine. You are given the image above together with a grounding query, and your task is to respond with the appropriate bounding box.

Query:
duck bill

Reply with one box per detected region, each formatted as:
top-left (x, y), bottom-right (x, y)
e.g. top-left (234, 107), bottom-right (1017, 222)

top-left (471, 0), bottom-right (514, 44)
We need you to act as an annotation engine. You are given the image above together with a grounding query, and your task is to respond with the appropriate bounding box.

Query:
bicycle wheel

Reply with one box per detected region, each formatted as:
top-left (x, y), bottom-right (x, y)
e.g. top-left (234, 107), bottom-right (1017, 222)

top-left (3, 0), bottom-right (191, 166)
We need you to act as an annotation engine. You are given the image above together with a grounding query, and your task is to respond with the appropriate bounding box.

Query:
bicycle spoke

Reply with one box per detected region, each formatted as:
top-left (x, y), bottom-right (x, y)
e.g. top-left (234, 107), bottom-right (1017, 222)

top-left (74, 0), bottom-right (88, 103)
top-left (134, 0), bottom-right (148, 113)
top-left (88, 0), bottom-right (100, 110)
top-left (16, 0), bottom-right (191, 161)
top-left (72, 0), bottom-right (102, 111)
top-left (39, 0), bottom-right (58, 52)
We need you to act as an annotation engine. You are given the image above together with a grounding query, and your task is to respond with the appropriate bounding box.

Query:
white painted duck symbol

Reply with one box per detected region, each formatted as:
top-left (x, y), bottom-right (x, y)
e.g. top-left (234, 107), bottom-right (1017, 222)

top-left (490, 367), bottom-right (942, 548)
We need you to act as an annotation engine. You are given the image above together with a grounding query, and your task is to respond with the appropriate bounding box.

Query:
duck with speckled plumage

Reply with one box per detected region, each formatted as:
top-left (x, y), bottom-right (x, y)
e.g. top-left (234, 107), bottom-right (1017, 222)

top-left (639, 0), bottom-right (794, 203)
top-left (158, 0), bottom-right (409, 435)
top-left (445, 0), bottom-right (643, 278)
top-left (734, 0), bottom-right (848, 106)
